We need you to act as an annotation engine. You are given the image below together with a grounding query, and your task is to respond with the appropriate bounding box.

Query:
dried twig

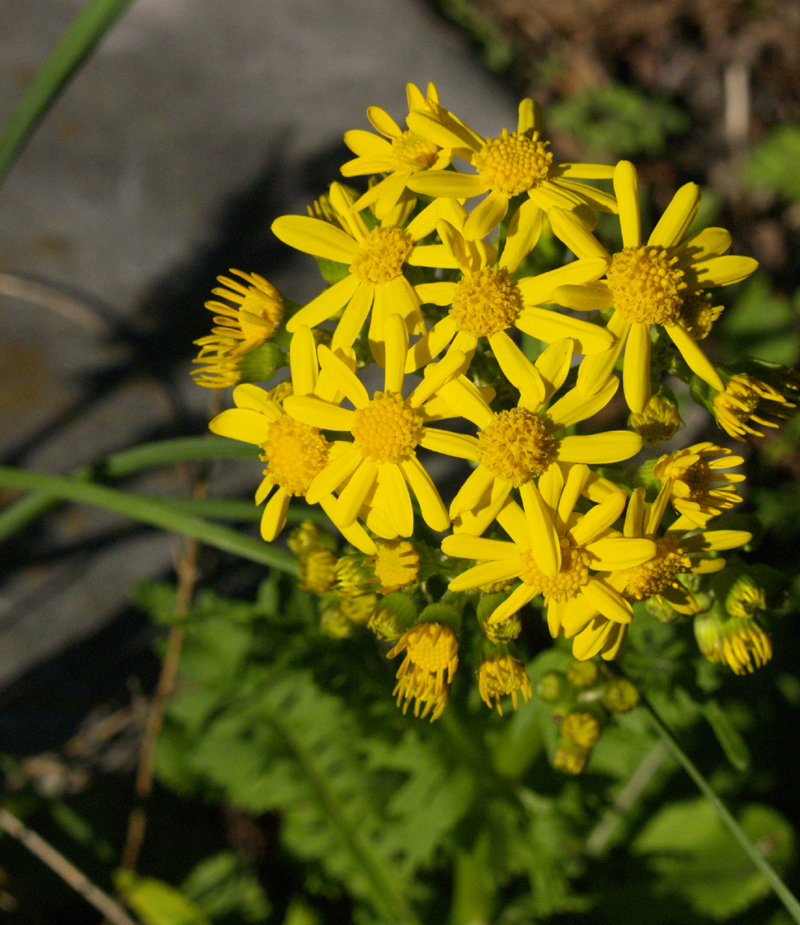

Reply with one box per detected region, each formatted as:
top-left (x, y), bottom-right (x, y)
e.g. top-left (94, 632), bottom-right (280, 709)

top-left (0, 807), bottom-right (140, 925)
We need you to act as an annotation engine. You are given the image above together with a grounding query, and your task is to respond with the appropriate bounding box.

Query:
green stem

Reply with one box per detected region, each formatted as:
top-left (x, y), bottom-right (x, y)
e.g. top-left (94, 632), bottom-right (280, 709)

top-left (643, 695), bottom-right (800, 923)
top-left (0, 436), bottom-right (257, 541)
top-left (0, 0), bottom-right (136, 185)
top-left (0, 466), bottom-right (296, 575)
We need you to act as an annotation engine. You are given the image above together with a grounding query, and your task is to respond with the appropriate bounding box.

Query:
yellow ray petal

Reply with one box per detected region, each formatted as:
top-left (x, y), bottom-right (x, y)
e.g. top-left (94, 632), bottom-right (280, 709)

top-left (557, 431), bottom-right (643, 465)
top-left (283, 395), bottom-right (355, 433)
top-left (625, 487), bottom-right (646, 537)
top-left (678, 529), bottom-right (752, 553)
top-left (289, 325), bottom-right (318, 397)
top-left (366, 105), bottom-right (402, 138)
top-left (379, 275), bottom-right (425, 336)
top-left (383, 313), bottom-right (409, 394)
top-left (260, 489), bottom-right (290, 541)
top-left (623, 320), bottom-right (652, 413)
top-left (489, 331), bottom-right (546, 407)
top-left (600, 622), bottom-right (628, 660)
top-left (407, 170), bottom-right (487, 199)
top-left (570, 616), bottom-right (613, 659)
top-left (318, 345), bottom-right (370, 408)
top-left (495, 498), bottom-right (529, 547)
top-left (559, 593), bottom-right (601, 638)
top-left (685, 255), bottom-right (759, 289)
top-left (380, 463), bottom-right (414, 536)
top-left (553, 282), bottom-right (615, 312)
top-left (556, 462), bottom-right (589, 524)
top-left (516, 307), bottom-right (614, 355)
top-left (340, 155), bottom-right (400, 176)
top-left (305, 444), bottom-right (360, 504)
top-left (520, 481), bottom-right (561, 577)
top-left (405, 317), bottom-right (458, 373)
top-left (255, 475), bottom-right (274, 505)
top-left (576, 311), bottom-right (629, 394)
top-left (209, 408), bottom-right (273, 444)
top-left (647, 182), bottom-right (701, 248)
top-left (412, 281), bottom-right (457, 306)
top-left (335, 460), bottom-right (378, 527)
top-left (517, 257), bottom-right (609, 306)
top-left (231, 384), bottom-right (282, 418)
top-left (271, 215), bottom-right (359, 263)
top-left (644, 482), bottom-right (673, 535)
top-left (436, 218), bottom-right (474, 274)
top-left (464, 189), bottom-right (509, 241)
top-left (517, 97), bottom-right (536, 133)
top-left (568, 491), bottom-right (626, 546)
top-left (316, 494), bottom-right (376, 554)
top-left (675, 227), bottom-right (732, 264)
top-left (407, 244), bottom-right (460, 269)
top-left (664, 323), bottom-right (724, 391)
top-left (409, 349), bottom-right (468, 408)
top-left (420, 427), bottom-right (478, 460)
top-left (528, 182), bottom-right (583, 211)
top-left (548, 207), bottom-right (611, 261)
top-left (614, 161), bottom-right (641, 248)
top-left (435, 375), bottom-right (494, 428)
top-left (582, 578), bottom-right (634, 623)
top-left (399, 456), bottom-right (450, 532)
top-left (442, 534), bottom-right (521, 560)
top-left (448, 559), bottom-right (524, 593)
top-left (406, 109), bottom-right (482, 152)
top-left (488, 583), bottom-right (539, 624)
top-left (535, 338), bottom-right (574, 396)
top-left (330, 282), bottom-right (374, 351)
top-left (343, 129), bottom-right (393, 158)
top-left (585, 537), bottom-right (656, 570)
top-left (450, 465), bottom-right (494, 518)
top-left (286, 274), bottom-right (360, 333)
top-left (452, 479), bottom-right (513, 537)
top-left (500, 198), bottom-right (543, 274)
top-left (557, 163), bottom-right (616, 180)
top-left (547, 377), bottom-right (618, 429)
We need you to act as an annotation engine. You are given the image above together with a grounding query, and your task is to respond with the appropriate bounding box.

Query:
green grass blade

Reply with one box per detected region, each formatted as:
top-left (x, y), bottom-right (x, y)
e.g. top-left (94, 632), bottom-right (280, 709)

top-left (0, 0), bottom-right (136, 184)
top-left (0, 465), bottom-right (296, 575)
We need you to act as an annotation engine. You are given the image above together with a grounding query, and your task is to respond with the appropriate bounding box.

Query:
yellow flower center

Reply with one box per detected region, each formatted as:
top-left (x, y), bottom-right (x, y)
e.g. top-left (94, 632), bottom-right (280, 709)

top-left (680, 290), bottom-right (723, 340)
top-left (237, 282), bottom-right (284, 341)
top-left (560, 710), bottom-right (601, 748)
top-left (372, 539), bottom-right (420, 594)
top-left (618, 536), bottom-right (691, 601)
top-left (391, 130), bottom-right (440, 168)
top-left (450, 266), bottom-right (523, 338)
top-left (350, 226), bottom-right (413, 284)
top-left (262, 415), bottom-right (330, 496)
top-left (351, 391), bottom-right (424, 463)
top-left (520, 538), bottom-right (590, 601)
top-left (606, 246), bottom-right (686, 325)
top-left (477, 408), bottom-right (556, 486)
top-left (474, 129), bottom-right (553, 197)
top-left (478, 655), bottom-right (533, 715)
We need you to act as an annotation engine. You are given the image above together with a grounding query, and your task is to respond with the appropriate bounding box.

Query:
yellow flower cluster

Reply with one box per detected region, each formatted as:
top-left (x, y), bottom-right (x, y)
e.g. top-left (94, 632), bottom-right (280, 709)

top-left (194, 83), bottom-right (795, 719)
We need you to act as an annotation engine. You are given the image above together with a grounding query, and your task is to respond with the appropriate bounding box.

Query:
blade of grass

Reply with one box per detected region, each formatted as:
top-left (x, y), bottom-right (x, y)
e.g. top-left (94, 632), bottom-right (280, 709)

top-left (0, 0), bottom-right (136, 185)
top-left (0, 465), bottom-right (296, 574)
top-left (642, 693), bottom-right (800, 924)
top-left (0, 436), bottom-right (257, 541)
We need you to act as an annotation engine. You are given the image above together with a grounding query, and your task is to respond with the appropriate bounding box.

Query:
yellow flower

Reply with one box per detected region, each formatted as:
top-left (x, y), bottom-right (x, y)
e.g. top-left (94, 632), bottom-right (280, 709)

top-left (403, 204), bottom-right (612, 372)
top-left (428, 339), bottom-right (642, 545)
top-left (712, 373), bottom-right (797, 440)
top-left (695, 609), bottom-right (772, 675)
top-left (208, 325), bottom-right (375, 553)
top-left (652, 442), bottom-right (745, 528)
top-left (388, 622), bottom-right (459, 722)
top-left (271, 183), bottom-right (461, 351)
top-left (561, 710), bottom-right (601, 748)
top-left (565, 484), bottom-right (753, 659)
top-left (192, 270), bottom-right (284, 387)
top-left (549, 161), bottom-right (758, 413)
top-left (406, 97), bottom-right (617, 240)
top-left (478, 652), bottom-right (533, 715)
top-left (298, 548), bottom-right (337, 594)
top-left (284, 313), bottom-right (468, 538)
top-left (442, 464), bottom-right (656, 646)
top-left (341, 82), bottom-right (454, 219)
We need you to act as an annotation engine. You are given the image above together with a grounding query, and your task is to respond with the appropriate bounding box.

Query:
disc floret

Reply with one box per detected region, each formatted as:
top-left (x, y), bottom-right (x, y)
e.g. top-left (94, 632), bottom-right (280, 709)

top-left (477, 409), bottom-right (556, 487)
top-left (450, 266), bottom-right (523, 337)
top-left (351, 392), bottom-right (424, 464)
top-left (606, 246), bottom-right (686, 325)
top-left (350, 226), bottom-right (413, 284)
top-left (474, 129), bottom-right (553, 197)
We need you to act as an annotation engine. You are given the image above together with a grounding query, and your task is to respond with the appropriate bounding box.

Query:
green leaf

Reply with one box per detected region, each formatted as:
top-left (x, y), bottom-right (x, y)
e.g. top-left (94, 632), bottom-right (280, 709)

top-left (633, 798), bottom-right (795, 920)
top-left (314, 257), bottom-right (351, 286)
top-left (114, 870), bottom-right (212, 925)
top-left (700, 698), bottom-right (751, 772)
top-left (743, 126), bottom-right (800, 201)
top-left (181, 852), bottom-right (270, 922)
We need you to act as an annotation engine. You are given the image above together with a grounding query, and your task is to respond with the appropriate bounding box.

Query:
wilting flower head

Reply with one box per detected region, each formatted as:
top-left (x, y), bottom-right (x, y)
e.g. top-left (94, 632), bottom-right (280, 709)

top-left (365, 539), bottom-right (420, 594)
top-left (694, 607), bottom-right (772, 675)
top-left (192, 270), bottom-right (284, 387)
top-left (477, 648), bottom-right (533, 715)
top-left (712, 373), bottom-right (798, 441)
top-left (388, 621), bottom-right (460, 722)
top-left (629, 393), bottom-right (683, 445)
